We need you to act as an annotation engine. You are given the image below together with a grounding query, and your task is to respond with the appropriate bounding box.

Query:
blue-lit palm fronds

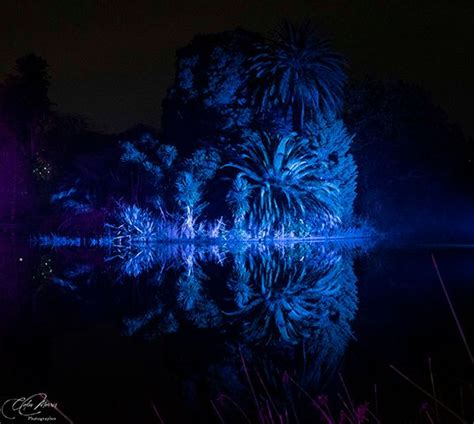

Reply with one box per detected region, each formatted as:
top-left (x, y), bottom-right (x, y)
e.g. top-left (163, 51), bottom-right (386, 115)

top-left (105, 204), bottom-right (159, 275)
top-left (108, 204), bottom-right (157, 244)
top-left (175, 171), bottom-right (206, 238)
top-left (226, 174), bottom-right (251, 229)
top-left (226, 131), bottom-right (340, 236)
top-left (174, 147), bottom-right (221, 238)
top-left (175, 172), bottom-right (203, 211)
top-left (247, 20), bottom-right (346, 127)
top-left (224, 246), bottom-right (355, 348)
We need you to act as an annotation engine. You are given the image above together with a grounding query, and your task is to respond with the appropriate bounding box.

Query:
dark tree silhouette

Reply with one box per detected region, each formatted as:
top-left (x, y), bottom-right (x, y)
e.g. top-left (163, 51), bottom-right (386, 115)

top-left (0, 55), bottom-right (53, 224)
top-left (1, 54), bottom-right (52, 158)
top-left (346, 79), bottom-right (472, 238)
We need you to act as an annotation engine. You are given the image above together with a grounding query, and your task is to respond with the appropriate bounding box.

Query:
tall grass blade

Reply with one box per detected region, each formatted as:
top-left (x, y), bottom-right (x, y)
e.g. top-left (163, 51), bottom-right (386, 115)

top-left (431, 254), bottom-right (474, 365)
top-left (390, 365), bottom-right (467, 423)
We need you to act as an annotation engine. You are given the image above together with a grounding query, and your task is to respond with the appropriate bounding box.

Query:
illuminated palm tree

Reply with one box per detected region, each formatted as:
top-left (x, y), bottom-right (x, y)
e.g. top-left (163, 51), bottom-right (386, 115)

top-left (226, 131), bottom-right (340, 236)
top-left (247, 20), bottom-right (346, 129)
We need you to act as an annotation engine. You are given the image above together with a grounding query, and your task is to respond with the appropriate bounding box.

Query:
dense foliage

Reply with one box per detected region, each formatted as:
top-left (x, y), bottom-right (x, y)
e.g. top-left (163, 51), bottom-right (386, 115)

top-left (155, 21), bottom-right (358, 238)
top-left (16, 20), bottom-right (358, 240)
top-left (247, 20), bottom-right (347, 129)
top-left (226, 131), bottom-right (342, 236)
top-left (2, 22), bottom-right (473, 242)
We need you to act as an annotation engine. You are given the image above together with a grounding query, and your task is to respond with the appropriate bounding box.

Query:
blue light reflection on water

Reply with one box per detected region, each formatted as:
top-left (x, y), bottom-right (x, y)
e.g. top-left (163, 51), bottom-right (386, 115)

top-left (48, 241), bottom-right (360, 370)
top-left (1, 238), bottom-right (474, 422)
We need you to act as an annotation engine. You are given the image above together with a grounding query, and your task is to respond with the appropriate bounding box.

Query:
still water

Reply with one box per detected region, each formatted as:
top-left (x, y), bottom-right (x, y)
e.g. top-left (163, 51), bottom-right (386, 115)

top-left (1, 236), bottom-right (473, 423)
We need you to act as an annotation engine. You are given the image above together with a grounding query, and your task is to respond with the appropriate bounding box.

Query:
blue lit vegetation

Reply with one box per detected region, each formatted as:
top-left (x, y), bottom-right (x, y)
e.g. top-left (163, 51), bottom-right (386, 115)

top-left (247, 20), bottom-right (346, 129)
top-left (45, 242), bottom-right (358, 384)
top-left (225, 245), bottom-right (356, 348)
top-left (5, 16), bottom-right (474, 424)
top-left (42, 20), bottom-right (371, 244)
top-left (37, 21), bottom-right (367, 385)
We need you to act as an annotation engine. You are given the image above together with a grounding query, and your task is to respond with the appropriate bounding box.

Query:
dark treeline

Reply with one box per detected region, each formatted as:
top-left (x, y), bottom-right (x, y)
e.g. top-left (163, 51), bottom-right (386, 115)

top-left (0, 24), bottom-right (472, 240)
top-left (346, 78), bottom-right (474, 239)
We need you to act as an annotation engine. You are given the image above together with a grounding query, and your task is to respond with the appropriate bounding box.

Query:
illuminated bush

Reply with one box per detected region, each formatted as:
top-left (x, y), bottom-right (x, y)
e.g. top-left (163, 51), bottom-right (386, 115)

top-left (303, 118), bottom-right (358, 225)
top-left (226, 131), bottom-right (342, 236)
top-left (108, 204), bottom-right (156, 245)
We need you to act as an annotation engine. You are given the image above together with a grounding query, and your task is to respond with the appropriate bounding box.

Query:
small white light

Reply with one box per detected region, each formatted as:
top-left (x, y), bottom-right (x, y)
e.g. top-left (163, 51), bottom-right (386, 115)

top-left (19, 257), bottom-right (23, 262)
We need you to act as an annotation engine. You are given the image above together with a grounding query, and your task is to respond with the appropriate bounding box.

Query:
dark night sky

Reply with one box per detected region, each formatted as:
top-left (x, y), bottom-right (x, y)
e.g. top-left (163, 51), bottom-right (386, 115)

top-left (1, 0), bottom-right (473, 136)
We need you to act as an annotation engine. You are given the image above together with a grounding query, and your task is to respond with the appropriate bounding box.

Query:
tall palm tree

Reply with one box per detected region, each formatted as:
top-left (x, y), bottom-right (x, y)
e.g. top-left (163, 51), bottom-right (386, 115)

top-left (247, 20), bottom-right (346, 129)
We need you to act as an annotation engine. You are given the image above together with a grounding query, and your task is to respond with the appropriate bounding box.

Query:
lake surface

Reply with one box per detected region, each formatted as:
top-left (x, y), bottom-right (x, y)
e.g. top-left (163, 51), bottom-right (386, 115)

top-left (0, 236), bottom-right (473, 423)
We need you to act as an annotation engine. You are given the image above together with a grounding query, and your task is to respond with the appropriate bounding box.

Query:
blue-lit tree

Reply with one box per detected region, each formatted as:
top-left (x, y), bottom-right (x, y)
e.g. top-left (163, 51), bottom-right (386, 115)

top-left (160, 22), bottom-right (359, 236)
top-left (225, 123), bottom-right (357, 236)
top-left (303, 118), bottom-right (358, 225)
top-left (161, 29), bottom-right (259, 154)
top-left (226, 131), bottom-right (341, 237)
top-left (246, 20), bottom-right (346, 130)
top-left (44, 21), bottom-right (362, 241)
top-left (174, 147), bottom-right (221, 238)
top-left (119, 131), bottom-right (177, 208)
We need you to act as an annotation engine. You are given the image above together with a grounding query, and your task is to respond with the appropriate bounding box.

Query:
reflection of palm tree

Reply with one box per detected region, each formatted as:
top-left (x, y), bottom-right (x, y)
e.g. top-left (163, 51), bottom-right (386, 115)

top-left (247, 20), bottom-right (346, 129)
top-left (226, 245), bottom-right (357, 351)
top-left (221, 244), bottom-right (358, 398)
top-left (176, 247), bottom-right (208, 312)
top-left (45, 241), bottom-right (360, 404)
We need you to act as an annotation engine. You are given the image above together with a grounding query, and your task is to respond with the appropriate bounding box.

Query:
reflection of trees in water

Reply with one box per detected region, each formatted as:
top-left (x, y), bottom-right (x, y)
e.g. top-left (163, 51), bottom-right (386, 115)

top-left (213, 244), bottom-right (358, 397)
top-left (45, 242), bottom-right (358, 391)
top-left (109, 244), bottom-right (224, 338)
top-left (226, 245), bottom-right (356, 347)
top-left (109, 241), bottom-right (226, 277)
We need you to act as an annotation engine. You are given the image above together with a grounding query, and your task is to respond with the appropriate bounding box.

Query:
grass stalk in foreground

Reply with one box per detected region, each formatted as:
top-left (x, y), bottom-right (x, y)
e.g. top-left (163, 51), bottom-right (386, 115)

top-left (431, 253), bottom-right (474, 365)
